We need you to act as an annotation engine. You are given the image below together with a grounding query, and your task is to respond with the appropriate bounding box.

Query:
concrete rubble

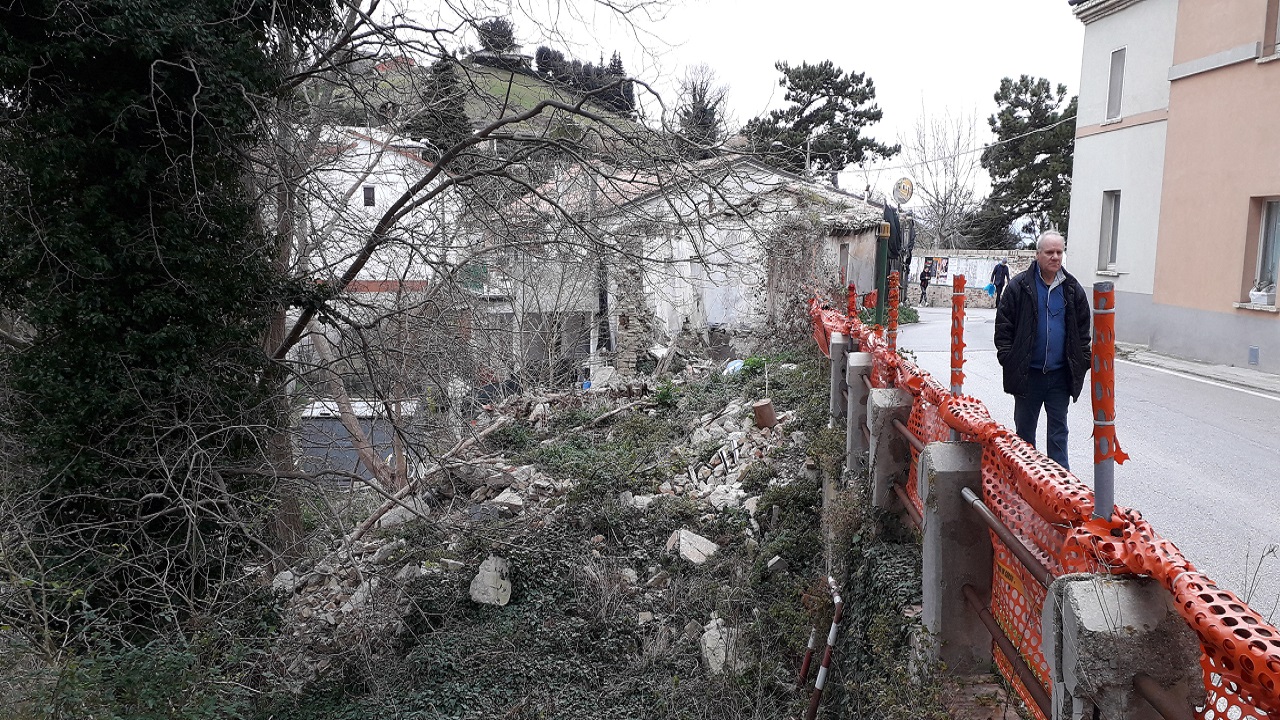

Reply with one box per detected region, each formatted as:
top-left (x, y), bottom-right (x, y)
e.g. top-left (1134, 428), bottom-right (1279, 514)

top-left (268, 379), bottom-right (809, 688)
top-left (469, 555), bottom-right (513, 606)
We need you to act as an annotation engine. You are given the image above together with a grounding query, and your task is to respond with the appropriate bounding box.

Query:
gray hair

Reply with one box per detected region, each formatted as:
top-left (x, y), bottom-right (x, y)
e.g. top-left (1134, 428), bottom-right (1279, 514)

top-left (1036, 231), bottom-right (1065, 250)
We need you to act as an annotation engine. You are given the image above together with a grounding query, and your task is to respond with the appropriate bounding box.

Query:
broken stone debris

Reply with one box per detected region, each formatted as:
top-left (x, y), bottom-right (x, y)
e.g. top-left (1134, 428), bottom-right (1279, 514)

top-left (268, 379), bottom-right (812, 689)
top-left (469, 555), bottom-right (513, 606)
top-left (665, 528), bottom-right (719, 565)
top-left (700, 617), bottom-right (748, 674)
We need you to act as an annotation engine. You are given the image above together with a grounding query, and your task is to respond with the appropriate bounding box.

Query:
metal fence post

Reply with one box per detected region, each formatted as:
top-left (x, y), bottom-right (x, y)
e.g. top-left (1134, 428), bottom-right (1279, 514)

top-left (1091, 282), bottom-right (1126, 521)
top-left (950, 274), bottom-right (967, 441)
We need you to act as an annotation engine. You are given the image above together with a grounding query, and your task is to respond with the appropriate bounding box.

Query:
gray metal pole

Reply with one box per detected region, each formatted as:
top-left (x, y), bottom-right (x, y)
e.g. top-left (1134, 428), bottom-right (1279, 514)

top-left (1092, 281), bottom-right (1117, 521)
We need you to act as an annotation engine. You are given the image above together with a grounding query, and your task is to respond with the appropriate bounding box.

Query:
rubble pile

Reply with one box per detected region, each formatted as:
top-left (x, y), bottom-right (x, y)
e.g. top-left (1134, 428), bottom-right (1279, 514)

top-left (269, 373), bottom-right (815, 687)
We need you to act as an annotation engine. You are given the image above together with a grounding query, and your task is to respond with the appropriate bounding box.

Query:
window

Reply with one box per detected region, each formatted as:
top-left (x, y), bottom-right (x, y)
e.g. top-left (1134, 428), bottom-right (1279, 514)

top-left (839, 242), bottom-right (849, 285)
top-left (362, 185), bottom-right (375, 207)
top-left (1257, 201), bottom-right (1280, 295)
top-left (1097, 190), bottom-right (1122, 271)
top-left (1106, 48), bottom-right (1126, 121)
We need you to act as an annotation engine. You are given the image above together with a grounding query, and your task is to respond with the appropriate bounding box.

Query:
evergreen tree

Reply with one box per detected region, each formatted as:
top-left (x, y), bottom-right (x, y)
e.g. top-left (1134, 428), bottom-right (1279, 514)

top-left (744, 60), bottom-right (898, 178)
top-left (406, 58), bottom-right (475, 162)
top-left (476, 17), bottom-right (517, 53)
top-left (980, 75), bottom-right (1077, 238)
top-left (0, 0), bottom-right (332, 640)
top-left (675, 65), bottom-right (728, 160)
top-left (536, 46), bottom-right (565, 76)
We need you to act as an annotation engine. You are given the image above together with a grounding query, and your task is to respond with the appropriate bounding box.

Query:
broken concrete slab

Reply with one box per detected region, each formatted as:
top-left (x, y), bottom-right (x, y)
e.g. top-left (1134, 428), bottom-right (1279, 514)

top-left (700, 617), bottom-right (745, 674)
top-left (469, 555), bottom-right (512, 607)
top-left (665, 528), bottom-right (719, 564)
top-left (490, 488), bottom-right (524, 513)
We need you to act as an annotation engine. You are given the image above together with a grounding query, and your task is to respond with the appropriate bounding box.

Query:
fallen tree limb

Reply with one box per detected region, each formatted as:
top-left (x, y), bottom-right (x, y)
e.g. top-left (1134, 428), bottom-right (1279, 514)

top-left (345, 416), bottom-right (512, 545)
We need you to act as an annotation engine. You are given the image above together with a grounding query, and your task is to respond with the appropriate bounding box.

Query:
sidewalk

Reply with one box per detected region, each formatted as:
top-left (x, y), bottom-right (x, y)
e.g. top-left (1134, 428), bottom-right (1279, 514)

top-left (1115, 342), bottom-right (1280, 397)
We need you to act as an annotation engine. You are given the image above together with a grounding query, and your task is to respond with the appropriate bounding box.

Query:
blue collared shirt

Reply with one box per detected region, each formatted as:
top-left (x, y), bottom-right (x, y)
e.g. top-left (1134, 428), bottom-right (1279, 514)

top-left (1031, 266), bottom-right (1067, 371)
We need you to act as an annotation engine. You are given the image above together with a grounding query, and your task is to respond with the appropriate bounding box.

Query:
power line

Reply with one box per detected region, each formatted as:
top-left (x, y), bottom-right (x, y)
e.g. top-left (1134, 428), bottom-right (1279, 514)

top-left (850, 113), bottom-right (1078, 176)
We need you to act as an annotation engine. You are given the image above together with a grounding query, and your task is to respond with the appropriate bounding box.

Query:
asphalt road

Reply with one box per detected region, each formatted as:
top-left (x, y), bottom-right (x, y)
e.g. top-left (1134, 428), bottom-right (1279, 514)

top-left (896, 306), bottom-right (1280, 620)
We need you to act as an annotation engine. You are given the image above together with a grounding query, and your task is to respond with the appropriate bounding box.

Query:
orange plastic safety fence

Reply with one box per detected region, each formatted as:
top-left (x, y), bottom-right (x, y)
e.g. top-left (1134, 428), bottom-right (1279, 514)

top-left (1090, 284), bottom-right (1129, 465)
top-left (811, 295), bottom-right (1280, 720)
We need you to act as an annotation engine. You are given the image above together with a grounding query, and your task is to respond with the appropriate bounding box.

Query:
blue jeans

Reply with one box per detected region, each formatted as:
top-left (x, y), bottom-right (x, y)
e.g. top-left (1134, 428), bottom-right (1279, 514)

top-left (1014, 367), bottom-right (1072, 470)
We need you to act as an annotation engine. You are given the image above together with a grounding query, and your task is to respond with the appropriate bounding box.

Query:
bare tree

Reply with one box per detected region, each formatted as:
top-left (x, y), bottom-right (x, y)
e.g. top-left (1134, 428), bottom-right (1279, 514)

top-left (673, 64), bottom-right (730, 160)
top-left (900, 109), bottom-right (985, 250)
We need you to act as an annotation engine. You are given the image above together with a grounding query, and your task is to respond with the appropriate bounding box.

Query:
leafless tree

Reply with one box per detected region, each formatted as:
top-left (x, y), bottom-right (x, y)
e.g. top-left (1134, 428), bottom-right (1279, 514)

top-left (900, 108), bottom-right (985, 250)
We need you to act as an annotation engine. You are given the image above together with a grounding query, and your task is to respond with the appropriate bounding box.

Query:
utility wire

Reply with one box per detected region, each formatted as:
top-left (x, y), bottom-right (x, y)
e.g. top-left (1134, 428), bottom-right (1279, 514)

top-left (852, 113), bottom-right (1078, 175)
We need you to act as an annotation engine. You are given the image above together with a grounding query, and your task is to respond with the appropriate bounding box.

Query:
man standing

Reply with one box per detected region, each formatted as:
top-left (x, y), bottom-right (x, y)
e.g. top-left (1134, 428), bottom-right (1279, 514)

top-left (994, 232), bottom-right (1091, 469)
top-left (919, 265), bottom-right (932, 305)
top-left (991, 258), bottom-right (1010, 307)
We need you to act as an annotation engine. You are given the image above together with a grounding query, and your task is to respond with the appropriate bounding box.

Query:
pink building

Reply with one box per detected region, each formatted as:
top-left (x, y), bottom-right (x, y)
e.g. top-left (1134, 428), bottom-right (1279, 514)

top-left (1067, 0), bottom-right (1280, 372)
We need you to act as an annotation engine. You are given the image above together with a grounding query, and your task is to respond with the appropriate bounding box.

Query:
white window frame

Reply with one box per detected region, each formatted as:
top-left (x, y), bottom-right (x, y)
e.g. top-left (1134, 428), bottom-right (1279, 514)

top-left (1106, 48), bottom-right (1127, 122)
top-left (1098, 190), bottom-right (1122, 271)
top-left (1255, 200), bottom-right (1280, 302)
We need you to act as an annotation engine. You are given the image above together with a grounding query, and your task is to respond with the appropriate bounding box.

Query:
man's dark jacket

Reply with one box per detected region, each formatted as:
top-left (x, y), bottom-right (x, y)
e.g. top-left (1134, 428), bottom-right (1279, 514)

top-left (994, 264), bottom-right (1092, 400)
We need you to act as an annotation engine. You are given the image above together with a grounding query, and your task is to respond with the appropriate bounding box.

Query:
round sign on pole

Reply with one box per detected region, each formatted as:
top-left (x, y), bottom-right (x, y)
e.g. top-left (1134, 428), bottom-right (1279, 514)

top-left (892, 177), bottom-right (914, 205)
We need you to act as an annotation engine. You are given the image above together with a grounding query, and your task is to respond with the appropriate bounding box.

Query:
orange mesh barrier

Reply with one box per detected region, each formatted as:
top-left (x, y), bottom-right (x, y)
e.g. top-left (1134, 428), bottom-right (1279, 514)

top-left (1090, 284), bottom-right (1129, 466)
top-left (811, 295), bottom-right (1279, 720)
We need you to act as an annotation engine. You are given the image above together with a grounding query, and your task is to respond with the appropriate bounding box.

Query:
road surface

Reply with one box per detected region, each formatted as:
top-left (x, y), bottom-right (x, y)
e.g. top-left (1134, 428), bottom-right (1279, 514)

top-left (896, 306), bottom-right (1280, 619)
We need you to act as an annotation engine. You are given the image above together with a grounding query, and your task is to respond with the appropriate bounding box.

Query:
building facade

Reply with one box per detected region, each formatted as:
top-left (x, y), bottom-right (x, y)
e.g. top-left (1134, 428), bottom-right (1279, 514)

top-left (1067, 0), bottom-right (1280, 372)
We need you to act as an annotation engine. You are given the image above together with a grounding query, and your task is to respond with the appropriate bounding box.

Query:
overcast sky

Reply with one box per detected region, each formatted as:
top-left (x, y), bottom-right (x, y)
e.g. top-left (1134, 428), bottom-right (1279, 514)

top-left (645, 0), bottom-right (1085, 194)
top-left (406, 0), bottom-right (1085, 197)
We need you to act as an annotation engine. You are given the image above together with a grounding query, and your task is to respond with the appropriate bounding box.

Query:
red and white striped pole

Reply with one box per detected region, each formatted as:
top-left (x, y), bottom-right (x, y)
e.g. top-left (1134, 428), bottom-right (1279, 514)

top-left (804, 577), bottom-right (844, 720)
top-left (796, 626), bottom-right (819, 689)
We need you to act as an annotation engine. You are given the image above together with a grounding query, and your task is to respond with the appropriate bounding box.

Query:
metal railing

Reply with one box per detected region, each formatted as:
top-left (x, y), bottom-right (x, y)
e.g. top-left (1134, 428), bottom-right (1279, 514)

top-left (804, 276), bottom-right (1280, 720)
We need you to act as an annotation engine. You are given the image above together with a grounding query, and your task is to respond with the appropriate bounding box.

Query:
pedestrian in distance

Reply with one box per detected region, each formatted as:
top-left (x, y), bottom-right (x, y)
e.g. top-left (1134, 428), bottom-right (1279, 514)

top-left (994, 232), bottom-right (1091, 470)
top-left (991, 258), bottom-right (1010, 307)
top-left (919, 265), bottom-right (932, 305)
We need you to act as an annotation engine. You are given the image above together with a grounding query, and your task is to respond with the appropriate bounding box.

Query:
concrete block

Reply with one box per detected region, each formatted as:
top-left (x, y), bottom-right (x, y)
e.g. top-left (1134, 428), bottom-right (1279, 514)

top-left (1042, 575), bottom-right (1205, 720)
top-left (867, 387), bottom-right (913, 509)
top-left (919, 441), bottom-right (990, 674)
top-left (829, 333), bottom-right (848, 425)
top-left (845, 352), bottom-right (874, 474)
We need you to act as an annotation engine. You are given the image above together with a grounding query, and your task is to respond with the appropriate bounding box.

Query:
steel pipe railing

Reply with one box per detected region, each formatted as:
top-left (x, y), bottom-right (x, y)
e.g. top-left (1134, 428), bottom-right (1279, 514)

top-left (891, 418), bottom-right (925, 453)
top-left (960, 487), bottom-right (1054, 590)
top-left (962, 584), bottom-right (1052, 719)
top-left (892, 483), bottom-right (922, 530)
top-left (1134, 673), bottom-right (1197, 720)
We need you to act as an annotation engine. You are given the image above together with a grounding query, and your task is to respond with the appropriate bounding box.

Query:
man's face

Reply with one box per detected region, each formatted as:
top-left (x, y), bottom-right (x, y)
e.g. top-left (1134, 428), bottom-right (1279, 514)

top-left (1037, 237), bottom-right (1065, 276)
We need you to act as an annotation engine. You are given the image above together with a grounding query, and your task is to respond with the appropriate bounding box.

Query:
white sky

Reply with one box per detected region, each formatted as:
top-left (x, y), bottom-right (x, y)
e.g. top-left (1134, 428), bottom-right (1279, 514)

top-left (403, 0), bottom-right (1085, 198)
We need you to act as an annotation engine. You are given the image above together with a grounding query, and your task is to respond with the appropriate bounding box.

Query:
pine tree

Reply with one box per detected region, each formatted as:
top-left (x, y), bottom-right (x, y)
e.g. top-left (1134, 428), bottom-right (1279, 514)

top-left (675, 65), bottom-right (728, 160)
top-left (406, 58), bottom-right (475, 162)
top-left (744, 60), bottom-right (898, 178)
top-left (980, 75), bottom-right (1077, 238)
top-left (476, 17), bottom-right (517, 53)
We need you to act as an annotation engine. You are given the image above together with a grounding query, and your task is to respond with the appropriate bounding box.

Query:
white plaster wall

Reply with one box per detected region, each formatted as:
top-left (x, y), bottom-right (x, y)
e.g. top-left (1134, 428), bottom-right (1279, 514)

top-left (1076, 0), bottom-right (1178, 126)
top-left (307, 131), bottom-right (447, 283)
top-left (1064, 120), bottom-right (1167, 296)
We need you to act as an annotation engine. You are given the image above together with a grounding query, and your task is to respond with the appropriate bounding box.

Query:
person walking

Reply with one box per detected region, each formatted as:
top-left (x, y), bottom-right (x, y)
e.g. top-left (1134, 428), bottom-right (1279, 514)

top-left (991, 258), bottom-right (1010, 307)
top-left (994, 232), bottom-right (1091, 470)
top-left (918, 265), bottom-right (932, 305)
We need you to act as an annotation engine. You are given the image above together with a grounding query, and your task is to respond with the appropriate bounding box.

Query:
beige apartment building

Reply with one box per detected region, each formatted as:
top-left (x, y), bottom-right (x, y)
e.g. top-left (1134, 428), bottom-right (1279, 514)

top-left (1067, 0), bottom-right (1280, 373)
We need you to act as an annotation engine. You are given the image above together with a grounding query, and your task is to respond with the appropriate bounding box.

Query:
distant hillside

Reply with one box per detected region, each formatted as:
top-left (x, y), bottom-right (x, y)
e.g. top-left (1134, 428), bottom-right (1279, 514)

top-left (323, 55), bottom-right (652, 153)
